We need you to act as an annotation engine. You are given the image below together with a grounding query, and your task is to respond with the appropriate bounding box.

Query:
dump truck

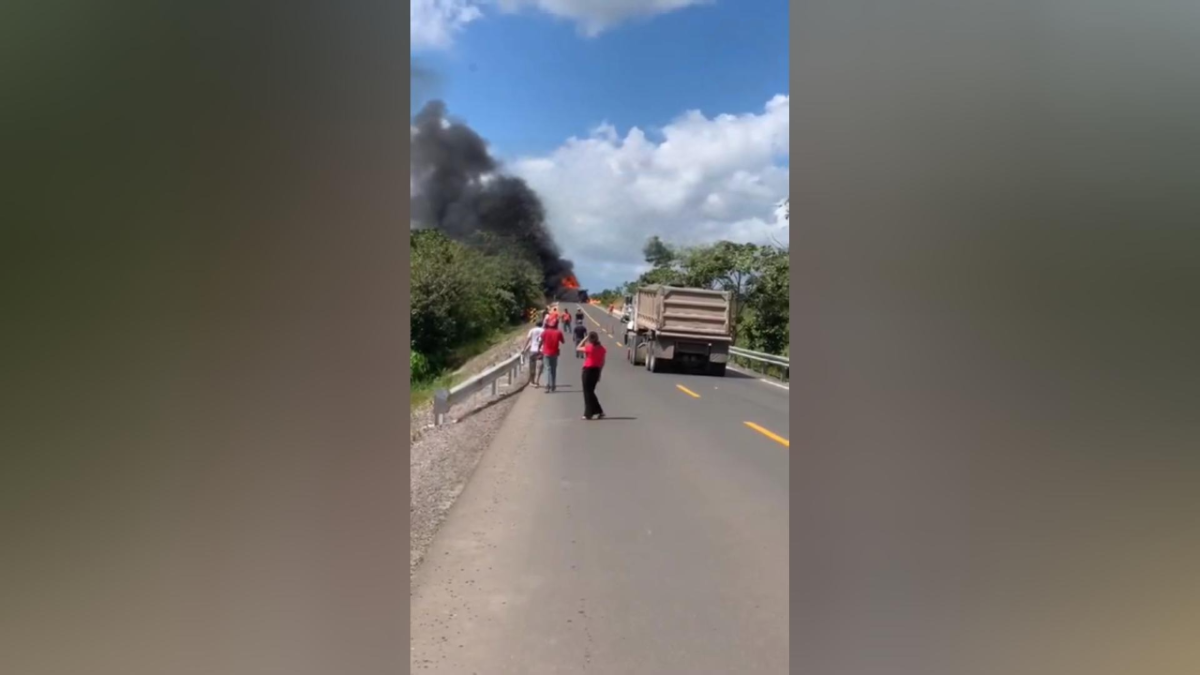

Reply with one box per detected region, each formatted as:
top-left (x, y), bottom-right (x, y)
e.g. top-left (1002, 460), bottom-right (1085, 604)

top-left (624, 285), bottom-right (733, 376)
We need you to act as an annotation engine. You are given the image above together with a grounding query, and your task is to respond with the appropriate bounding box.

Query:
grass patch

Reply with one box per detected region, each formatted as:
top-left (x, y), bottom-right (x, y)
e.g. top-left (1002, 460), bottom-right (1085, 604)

top-left (411, 323), bottom-right (529, 409)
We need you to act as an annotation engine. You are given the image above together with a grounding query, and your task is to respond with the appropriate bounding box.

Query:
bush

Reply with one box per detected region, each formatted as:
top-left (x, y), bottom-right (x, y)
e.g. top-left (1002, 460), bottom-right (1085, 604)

top-left (410, 350), bottom-right (434, 383)
top-left (410, 229), bottom-right (542, 382)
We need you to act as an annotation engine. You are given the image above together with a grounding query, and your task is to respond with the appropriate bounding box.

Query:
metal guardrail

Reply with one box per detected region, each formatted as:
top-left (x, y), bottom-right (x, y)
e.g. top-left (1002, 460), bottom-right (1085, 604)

top-left (432, 352), bottom-right (525, 426)
top-left (728, 346), bottom-right (790, 382)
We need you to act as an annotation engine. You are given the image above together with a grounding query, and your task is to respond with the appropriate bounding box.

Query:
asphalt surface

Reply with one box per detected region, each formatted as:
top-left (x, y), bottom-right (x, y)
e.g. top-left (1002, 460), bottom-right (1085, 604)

top-left (410, 304), bottom-right (789, 674)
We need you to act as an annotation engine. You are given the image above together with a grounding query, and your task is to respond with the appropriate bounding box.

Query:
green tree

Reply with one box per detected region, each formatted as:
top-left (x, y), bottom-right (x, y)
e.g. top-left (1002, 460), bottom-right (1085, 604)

top-left (679, 241), bottom-right (760, 297)
top-left (638, 265), bottom-right (683, 287)
top-left (410, 229), bottom-right (542, 381)
top-left (642, 235), bottom-right (675, 268)
top-left (411, 230), bottom-right (480, 367)
top-left (739, 246), bottom-right (789, 354)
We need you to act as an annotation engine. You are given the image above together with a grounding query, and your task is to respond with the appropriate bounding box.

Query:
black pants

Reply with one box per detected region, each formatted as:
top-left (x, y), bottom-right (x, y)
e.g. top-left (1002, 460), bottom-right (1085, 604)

top-left (582, 366), bottom-right (604, 418)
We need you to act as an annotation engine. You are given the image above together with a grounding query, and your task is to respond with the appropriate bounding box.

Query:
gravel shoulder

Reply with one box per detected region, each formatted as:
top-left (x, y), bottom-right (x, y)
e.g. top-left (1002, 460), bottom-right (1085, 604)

top-left (410, 328), bottom-right (531, 577)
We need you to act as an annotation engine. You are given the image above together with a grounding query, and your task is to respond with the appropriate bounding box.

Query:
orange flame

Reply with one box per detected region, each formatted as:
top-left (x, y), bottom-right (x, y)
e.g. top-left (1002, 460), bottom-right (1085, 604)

top-left (561, 275), bottom-right (580, 289)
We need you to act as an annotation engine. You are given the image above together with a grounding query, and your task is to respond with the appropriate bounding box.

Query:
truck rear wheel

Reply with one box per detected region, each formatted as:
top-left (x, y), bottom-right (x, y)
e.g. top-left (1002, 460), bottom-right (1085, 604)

top-left (648, 353), bottom-right (663, 373)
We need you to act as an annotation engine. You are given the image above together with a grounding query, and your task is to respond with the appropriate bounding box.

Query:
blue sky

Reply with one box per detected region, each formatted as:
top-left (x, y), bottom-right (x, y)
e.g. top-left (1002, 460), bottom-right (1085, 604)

top-left (412, 0), bottom-right (790, 291)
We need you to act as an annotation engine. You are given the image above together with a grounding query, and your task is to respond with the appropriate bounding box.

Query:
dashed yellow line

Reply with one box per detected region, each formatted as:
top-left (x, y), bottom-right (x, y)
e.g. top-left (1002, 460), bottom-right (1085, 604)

top-left (744, 422), bottom-right (789, 448)
top-left (676, 384), bottom-right (701, 399)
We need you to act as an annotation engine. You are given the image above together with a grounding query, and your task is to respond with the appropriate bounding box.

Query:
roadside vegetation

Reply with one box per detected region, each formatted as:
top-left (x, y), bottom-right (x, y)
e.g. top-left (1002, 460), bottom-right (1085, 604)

top-left (411, 229), bottom-right (544, 401)
top-left (593, 234), bottom-right (790, 356)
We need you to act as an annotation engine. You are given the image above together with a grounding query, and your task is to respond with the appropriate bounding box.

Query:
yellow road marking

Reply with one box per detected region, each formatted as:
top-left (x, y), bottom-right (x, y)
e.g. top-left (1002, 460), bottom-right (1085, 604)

top-left (616, 342), bottom-right (623, 347)
top-left (676, 385), bottom-right (701, 398)
top-left (744, 422), bottom-right (789, 447)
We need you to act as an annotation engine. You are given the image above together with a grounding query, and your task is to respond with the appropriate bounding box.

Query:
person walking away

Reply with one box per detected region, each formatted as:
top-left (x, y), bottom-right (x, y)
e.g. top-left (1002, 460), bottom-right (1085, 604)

top-left (540, 321), bottom-right (565, 392)
top-left (574, 308), bottom-right (584, 327)
top-left (577, 331), bottom-right (606, 420)
top-left (522, 320), bottom-right (545, 387)
top-left (572, 320), bottom-right (587, 358)
top-left (562, 310), bottom-right (572, 335)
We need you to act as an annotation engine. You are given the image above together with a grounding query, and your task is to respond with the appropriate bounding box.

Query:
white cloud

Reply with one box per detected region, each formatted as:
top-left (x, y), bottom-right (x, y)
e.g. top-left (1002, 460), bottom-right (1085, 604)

top-left (495, 0), bottom-right (711, 37)
top-left (412, 0), bottom-right (709, 50)
top-left (411, 0), bottom-right (484, 51)
top-left (511, 95), bottom-right (790, 290)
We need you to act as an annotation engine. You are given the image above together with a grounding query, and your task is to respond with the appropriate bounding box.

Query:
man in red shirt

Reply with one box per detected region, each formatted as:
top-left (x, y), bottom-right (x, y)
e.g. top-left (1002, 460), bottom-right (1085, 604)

top-left (539, 322), bottom-right (566, 392)
top-left (576, 331), bottom-right (606, 420)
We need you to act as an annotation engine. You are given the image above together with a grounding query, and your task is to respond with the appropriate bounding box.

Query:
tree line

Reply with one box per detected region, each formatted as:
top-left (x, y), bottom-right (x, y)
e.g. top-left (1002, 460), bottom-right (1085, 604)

top-left (411, 227), bottom-right (790, 385)
top-left (410, 229), bottom-right (544, 383)
top-left (592, 236), bottom-right (790, 356)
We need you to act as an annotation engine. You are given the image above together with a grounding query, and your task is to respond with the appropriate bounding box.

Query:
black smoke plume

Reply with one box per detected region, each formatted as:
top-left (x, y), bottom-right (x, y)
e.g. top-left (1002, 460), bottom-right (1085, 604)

top-left (410, 100), bottom-right (575, 292)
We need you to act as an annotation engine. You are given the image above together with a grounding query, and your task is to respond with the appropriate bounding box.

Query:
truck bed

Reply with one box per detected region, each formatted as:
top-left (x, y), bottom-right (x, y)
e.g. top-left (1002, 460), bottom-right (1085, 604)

top-left (634, 286), bottom-right (732, 339)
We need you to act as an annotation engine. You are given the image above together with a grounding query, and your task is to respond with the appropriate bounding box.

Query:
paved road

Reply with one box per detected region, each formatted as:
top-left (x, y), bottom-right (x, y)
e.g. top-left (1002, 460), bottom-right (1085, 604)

top-left (410, 304), bottom-right (789, 674)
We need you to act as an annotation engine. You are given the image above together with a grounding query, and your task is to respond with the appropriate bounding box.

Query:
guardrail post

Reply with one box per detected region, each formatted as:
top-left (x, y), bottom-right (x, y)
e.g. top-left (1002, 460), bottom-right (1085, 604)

top-left (491, 379), bottom-right (497, 396)
top-left (433, 389), bottom-right (449, 426)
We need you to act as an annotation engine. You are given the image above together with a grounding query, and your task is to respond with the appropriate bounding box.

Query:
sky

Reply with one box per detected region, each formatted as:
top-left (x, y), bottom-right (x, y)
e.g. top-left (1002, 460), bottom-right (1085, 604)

top-left (411, 0), bottom-right (790, 292)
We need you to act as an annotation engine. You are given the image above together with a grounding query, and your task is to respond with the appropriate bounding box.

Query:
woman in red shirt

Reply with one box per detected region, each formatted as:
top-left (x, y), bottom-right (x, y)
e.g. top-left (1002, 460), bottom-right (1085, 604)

top-left (576, 331), bottom-right (606, 420)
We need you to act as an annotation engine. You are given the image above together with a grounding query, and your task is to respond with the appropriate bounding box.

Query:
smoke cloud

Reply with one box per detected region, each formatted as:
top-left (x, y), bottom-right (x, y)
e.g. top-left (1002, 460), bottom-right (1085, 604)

top-left (410, 100), bottom-right (576, 292)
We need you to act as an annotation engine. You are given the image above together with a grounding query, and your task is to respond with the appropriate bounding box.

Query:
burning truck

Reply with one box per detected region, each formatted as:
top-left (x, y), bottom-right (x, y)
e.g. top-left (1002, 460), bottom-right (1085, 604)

top-left (553, 275), bottom-right (588, 303)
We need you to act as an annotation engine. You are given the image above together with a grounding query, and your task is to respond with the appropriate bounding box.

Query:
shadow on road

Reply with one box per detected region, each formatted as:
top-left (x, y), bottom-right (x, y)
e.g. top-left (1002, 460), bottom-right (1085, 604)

top-left (722, 369), bottom-right (758, 380)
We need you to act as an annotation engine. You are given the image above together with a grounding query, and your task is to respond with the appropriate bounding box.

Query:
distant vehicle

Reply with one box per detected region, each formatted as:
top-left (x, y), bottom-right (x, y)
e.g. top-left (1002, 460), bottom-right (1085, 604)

top-left (555, 288), bottom-right (588, 303)
top-left (624, 285), bottom-right (733, 376)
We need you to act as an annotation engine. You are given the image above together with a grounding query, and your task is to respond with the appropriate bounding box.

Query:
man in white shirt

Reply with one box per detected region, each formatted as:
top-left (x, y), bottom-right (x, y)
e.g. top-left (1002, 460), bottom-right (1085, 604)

top-left (522, 320), bottom-right (545, 387)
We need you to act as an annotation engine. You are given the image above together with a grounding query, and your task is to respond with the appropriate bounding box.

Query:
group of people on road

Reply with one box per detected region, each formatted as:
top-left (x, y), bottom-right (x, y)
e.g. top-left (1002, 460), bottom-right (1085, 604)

top-left (523, 303), bottom-right (607, 420)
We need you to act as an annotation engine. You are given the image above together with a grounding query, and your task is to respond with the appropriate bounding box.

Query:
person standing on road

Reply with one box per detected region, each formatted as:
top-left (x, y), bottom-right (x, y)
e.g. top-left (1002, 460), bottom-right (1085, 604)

top-left (540, 321), bottom-right (566, 392)
top-left (572, 320), bottom-right (588, 358)
top-left (574, 307), bottom-right (584, 327)
top-left (577, 331), bottom-right (606, 420)
top-left (562, 309), bottom-right (572, 335)
top-left (522, 320), bottom-right (545, 388)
